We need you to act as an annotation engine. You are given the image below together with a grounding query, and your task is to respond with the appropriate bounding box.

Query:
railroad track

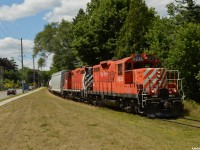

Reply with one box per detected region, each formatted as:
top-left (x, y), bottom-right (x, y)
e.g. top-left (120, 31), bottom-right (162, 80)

top-left (162, 117), bottom-right (200, 129)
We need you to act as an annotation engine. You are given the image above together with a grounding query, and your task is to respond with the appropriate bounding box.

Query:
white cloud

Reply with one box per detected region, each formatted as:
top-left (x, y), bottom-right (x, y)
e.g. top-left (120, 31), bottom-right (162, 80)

top-left (0, 37), bottom-right (23, 59)
top-left (145, 0), bottom-right (174, 17)
top-left (0, 0), bottom-right (61, 21)
top-left (0, 37), bottom-right (32, 67)
top-left (0, 0), bottom-right (90, 22)
top-left (44, 0), bottom-right (91, 22)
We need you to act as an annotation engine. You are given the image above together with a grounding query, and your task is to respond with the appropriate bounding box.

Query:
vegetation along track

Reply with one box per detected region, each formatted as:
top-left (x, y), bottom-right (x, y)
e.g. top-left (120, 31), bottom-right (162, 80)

top-left (162, 117), bottom-right (200, 129)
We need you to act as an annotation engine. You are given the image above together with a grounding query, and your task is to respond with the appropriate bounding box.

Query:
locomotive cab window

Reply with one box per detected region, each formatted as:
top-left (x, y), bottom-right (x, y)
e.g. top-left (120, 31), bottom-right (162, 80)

top-left (125, 62), bottom-right (132, 70)
top-left (118, 64), bottom-right (123, 75)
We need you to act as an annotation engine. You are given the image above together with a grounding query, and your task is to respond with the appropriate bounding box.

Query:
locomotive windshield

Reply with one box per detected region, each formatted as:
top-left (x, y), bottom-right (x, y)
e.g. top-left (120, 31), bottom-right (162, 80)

top-left (125, 62), bottom-right (154, 70)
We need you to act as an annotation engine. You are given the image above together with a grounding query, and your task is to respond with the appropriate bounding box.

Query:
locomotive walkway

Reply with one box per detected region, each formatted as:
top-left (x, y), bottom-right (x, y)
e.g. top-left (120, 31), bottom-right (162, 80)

top-left (0, 88), bottom-right (42, 107)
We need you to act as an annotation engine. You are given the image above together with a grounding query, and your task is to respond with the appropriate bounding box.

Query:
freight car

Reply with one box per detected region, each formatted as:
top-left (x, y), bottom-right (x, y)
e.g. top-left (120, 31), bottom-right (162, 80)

top-left (49, 54), bottom-right (184, 117)
top-left (49, 70), bottom-right (67, 96)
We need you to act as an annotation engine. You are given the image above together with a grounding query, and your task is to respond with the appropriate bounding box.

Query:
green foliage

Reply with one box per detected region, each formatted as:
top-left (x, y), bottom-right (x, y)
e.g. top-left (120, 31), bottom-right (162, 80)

top-left (4, 70), bottom-right (19, 82)
top-left (38, 58), bottom-right (46, 71)
top-left (167, 23), bottom-right (200, 101)
top-left (196, 71), bottom-right (200, 81)
top-left (73, 0), bottom-right (131, 65)
top-left (4, 79), bottom-right (15, 89)
top-left (145, 18), bottom-right (176, 66)
top-left (34, 20), bottom-right (76, 71)
top-left (41, 71), bottom-right (51, 86)
top-left (116, 0), bottom-right (155, 58)
top-left (0, 58), bottom-right (18, 71)
top-left (34, 0), bottom-right (155, 67)
top-left (34, 22), bottom-right (58, 56)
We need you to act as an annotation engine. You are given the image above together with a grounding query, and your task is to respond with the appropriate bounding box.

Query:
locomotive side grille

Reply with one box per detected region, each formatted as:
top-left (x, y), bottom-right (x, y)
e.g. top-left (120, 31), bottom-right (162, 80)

top-left (143, 68), bottom-right (167, 94)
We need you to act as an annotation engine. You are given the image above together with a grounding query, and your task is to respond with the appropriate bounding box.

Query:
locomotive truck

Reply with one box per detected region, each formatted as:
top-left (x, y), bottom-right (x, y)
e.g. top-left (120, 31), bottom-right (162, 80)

top-left (49, 54), bottom-right (184, 117)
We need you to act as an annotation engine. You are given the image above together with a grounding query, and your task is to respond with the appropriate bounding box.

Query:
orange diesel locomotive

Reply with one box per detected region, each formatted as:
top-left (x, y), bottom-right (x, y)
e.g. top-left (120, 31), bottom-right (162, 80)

top-left (53, 54), bottom-right (184, 117)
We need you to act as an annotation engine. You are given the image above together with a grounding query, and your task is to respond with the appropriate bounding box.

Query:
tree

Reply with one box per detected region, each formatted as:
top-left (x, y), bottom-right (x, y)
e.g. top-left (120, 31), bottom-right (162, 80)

top-left (116, 0), bottom-right (155, 58)
top-left (0, 58), bottom-right (19, 89)
top-left (167, 0), bottom-right (200, 23)
top-left (145, 18), bottom-right (177, 66)
top-left (73, 0), bottom-right (131, 65)
top-left (34, 22), bottom-right (58, 56)
top-left (38, 58), bottom-right (46, 71)
top-left (0, 58), bottom-right (18, 71)
top-left (52, 20), bottom-right (76, 70)
top-left (34, 20), bottom-right (76, 71)
top-left (167, 23), bottom-right (200, 102)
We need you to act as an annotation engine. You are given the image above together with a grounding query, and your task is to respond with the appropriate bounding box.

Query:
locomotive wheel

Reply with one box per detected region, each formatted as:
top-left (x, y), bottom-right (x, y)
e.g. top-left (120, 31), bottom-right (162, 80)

top-left (133, 106), bottom-right (140, 114)
top-left (123, 100), bottom-right (132, 113)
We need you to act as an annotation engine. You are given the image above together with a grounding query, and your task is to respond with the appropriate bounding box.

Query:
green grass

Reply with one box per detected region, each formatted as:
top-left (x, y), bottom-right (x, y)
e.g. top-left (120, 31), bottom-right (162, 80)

top-left (0, 88), bottom-right (199, 150)
top-left (183, 99), bottom-right (200, 120)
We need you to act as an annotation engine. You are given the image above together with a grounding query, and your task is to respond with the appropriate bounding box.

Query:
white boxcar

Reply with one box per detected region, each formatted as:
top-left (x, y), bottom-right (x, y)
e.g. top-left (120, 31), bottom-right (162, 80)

top-left (51, 70), bottom-right (67, 94)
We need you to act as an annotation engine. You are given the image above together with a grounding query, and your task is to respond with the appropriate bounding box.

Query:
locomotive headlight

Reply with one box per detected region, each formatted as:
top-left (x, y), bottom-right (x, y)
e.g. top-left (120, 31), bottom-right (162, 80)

top-left (169, 90), bottom-right (172, 94)
top-left (173, 88), bottom-right (177, 93)
top-left (151, 89), bottom-right (155, 94)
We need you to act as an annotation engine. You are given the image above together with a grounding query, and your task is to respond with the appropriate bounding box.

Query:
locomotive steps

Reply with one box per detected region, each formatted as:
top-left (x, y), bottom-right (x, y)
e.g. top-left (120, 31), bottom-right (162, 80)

top-left (0, 88), bottom-right (199, 150)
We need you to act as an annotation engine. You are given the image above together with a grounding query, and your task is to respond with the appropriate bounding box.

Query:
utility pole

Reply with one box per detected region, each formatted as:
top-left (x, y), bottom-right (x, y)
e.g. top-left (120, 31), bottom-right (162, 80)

top-left (0, 66), bottom-right (4, 90)
top-left (32, 55), bottom-right (35, 86)
top-left (21, 38), bottom-right (24, 93)
top-left (38, 65), bottom-right (40, 87)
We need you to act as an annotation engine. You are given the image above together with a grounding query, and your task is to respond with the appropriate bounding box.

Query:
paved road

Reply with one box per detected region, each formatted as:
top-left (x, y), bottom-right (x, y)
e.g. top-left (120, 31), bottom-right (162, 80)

top-left (0, 89), bottom-right (23, 100)
top-left (0, 88), bottom-right (41, 107)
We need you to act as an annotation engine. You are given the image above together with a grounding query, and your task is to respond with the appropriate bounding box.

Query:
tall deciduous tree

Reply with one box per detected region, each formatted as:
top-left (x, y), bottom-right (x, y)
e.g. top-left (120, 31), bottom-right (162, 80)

top-left (116, 0), bottom-right (155, 58)
top-left (145, 18), bottom-right (177, 66)
top-left (73, 0), bottom-right (130, 65)
top-left (34, 20), bottom-right (76, 71)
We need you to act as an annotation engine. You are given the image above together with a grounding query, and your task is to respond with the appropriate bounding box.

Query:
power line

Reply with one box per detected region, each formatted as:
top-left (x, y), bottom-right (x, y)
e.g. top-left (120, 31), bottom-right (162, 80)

top-left (0, 22), bottom-right (9, 38)
top-left (0, 21), bottom-right (18, 39)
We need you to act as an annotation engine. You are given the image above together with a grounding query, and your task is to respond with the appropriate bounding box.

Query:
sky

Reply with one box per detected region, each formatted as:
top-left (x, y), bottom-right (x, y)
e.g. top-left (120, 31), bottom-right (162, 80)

top-left (0, 0), bottom-right (199, 71)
